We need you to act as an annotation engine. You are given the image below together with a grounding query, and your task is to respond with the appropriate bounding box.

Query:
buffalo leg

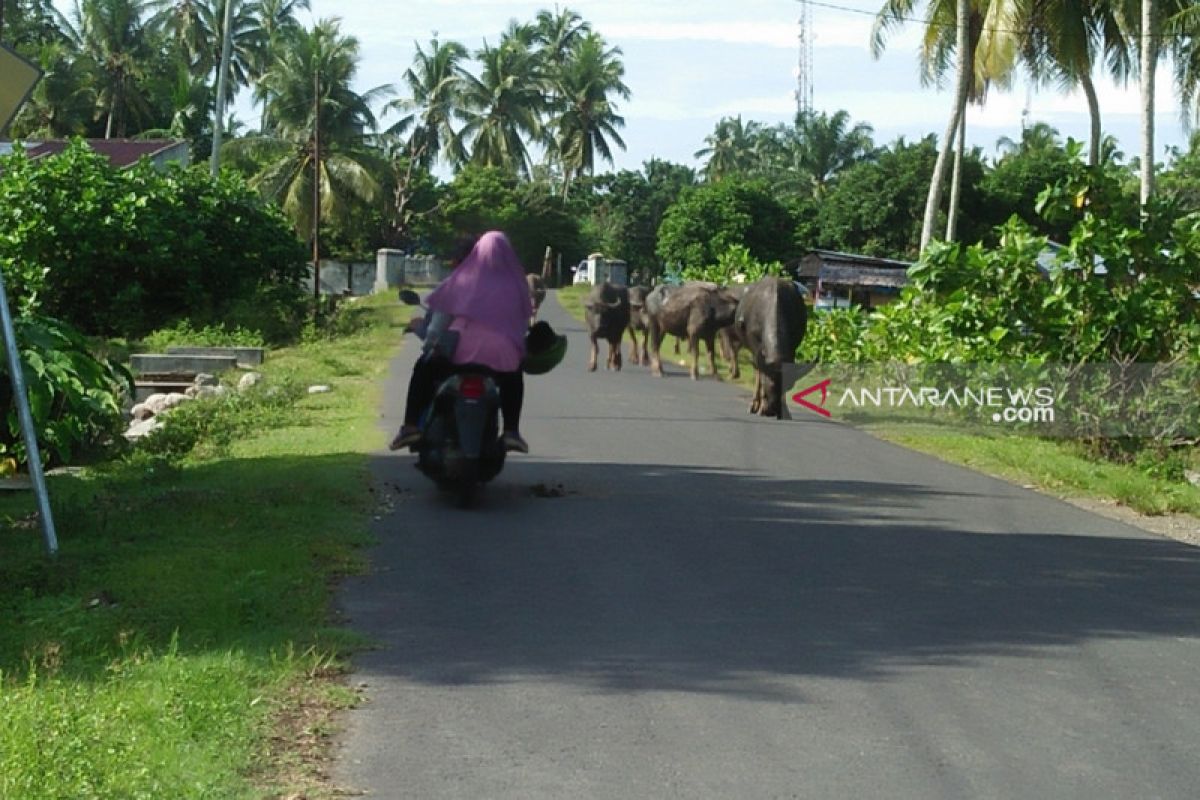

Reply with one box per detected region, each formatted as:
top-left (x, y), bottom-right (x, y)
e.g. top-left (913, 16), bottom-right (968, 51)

top-left (688, 334), bottom-right (701, 380)
top-left (750, 369), bottom-right (763, 414)
top-left (627, 327), bottom-right (641, 365)
top-left (588, 336), bottom-right (598, 372)
top-left (705, 334), bottom-right (719, 380)
top-left (648, 322), bottom-right (665, 377)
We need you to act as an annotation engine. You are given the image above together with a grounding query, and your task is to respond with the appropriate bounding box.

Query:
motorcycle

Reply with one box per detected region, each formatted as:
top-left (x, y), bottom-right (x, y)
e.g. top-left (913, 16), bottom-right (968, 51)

top-left (399, 289), bottom-right (508, 507)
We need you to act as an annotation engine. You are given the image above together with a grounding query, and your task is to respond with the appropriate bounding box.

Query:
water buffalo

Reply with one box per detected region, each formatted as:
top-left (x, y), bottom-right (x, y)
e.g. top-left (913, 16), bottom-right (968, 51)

top-left (626, 285), bottom-right (651, 365)
top-left (733, 277), bottom-right (809, 418)
top-left (645, 282), bottom-right (739, 379)
top-left (526, 273), bottom-right (546, 320)
top-left (583, 282), bottom-right (630, 371)
top-left (716, 284), bottom-right (750, 379)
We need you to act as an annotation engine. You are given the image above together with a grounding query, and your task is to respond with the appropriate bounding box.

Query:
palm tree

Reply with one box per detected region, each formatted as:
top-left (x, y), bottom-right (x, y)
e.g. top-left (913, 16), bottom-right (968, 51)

top-left (70, 0), bottom-right (155, 138)
top-left (1018, 0), bottom-right (1134, 166)
top-left (228, 18), bottom-right (387, 239)
top-left (384, 36), bottom-right (468, 169)
top-left (694, 115), bottom-right (762, 181)
top-left (247, 0), bottom-right (309, 131)
top-left (456, 34), bottom-right (545, 176)
top-left (874, 0), bottom-right (1013, 248)
top-left (147, 0), bottom-right (210, 71)
top-left (534, 5), bottom-right (590, 69)
top-left (9, 40), bottom-right (96, 137)
top-left (547, 31), bottom-right (630, 197)
top-left (791, 109), bottom-right (875, 195)
top-left (995, 120), bottom-right (1061, 156)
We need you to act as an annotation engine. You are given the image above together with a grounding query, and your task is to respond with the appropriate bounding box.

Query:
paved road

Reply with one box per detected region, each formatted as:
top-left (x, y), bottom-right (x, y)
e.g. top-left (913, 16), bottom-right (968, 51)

top-left (334, 291), bottom-right (1200, 799)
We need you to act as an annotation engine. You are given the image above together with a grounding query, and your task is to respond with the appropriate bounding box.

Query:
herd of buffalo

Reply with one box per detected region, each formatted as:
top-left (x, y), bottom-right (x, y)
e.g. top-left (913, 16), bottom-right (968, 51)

top-left (574, 278), bottom-right (809, 419)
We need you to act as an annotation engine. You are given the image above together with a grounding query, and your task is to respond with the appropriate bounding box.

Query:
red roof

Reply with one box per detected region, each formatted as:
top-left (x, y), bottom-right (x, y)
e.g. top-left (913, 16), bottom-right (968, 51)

top-left (15, 138), bottom-right (188, 168)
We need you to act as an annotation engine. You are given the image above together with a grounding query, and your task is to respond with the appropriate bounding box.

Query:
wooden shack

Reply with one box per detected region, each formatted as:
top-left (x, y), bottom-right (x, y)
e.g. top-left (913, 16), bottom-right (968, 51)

top-left (794, 250), bottom-right (912, 310)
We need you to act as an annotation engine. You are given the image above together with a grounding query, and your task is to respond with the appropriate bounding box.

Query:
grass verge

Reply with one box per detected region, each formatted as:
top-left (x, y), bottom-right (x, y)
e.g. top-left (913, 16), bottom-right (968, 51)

top-left (865, 423), bottom-right (1200, 518)
top-left (0, 293), bottom-right (408, 799)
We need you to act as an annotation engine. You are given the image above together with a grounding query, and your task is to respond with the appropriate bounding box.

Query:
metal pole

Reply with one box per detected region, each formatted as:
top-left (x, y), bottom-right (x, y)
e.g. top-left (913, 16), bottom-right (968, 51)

top-left (0, 271), bottom-right (58, 557)
top-left (312, 67), bottom-right (321, 315)
top-left (210, 0), bottom-right (236, 176)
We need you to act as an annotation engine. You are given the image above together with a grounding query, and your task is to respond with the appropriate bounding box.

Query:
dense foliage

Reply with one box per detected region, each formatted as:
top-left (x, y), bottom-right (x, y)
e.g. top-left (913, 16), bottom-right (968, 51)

top-left (0, 314), bottom-right (130, 466)
top-left (0, 141), bottom-right (308, 340)
top-left (656, 178), bottom-right (797, 272)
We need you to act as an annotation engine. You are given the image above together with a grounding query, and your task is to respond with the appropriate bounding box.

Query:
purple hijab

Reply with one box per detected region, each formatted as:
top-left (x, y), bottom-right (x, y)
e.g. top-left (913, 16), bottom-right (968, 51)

top-left (426, 231), bottom-right (533, 351)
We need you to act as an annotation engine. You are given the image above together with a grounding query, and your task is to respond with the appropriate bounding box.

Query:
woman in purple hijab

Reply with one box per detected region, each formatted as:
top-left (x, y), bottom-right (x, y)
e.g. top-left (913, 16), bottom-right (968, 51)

top-left (390, 232), bottom-right (534, 453)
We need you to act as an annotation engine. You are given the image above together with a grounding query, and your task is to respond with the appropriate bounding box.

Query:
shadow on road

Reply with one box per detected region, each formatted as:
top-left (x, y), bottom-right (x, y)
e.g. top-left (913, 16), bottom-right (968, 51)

top-left (348, 457), bottom-right (1200, 701)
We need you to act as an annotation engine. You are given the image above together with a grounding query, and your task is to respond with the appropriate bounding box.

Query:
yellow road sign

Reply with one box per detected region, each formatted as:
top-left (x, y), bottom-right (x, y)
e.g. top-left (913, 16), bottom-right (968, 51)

top-left (0, 44), bottom-right (43, 134)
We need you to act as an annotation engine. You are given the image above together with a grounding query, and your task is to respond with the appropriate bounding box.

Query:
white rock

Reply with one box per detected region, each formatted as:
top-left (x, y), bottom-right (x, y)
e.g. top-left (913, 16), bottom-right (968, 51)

top-left (193, 385), bottom-right (222, 400)
top-left (1186, 470), bottom-right (1200, 488)
top-left (185, 385), bottom-right (199, 398)
top-left (307, 385), bottom-right (332, 394)
top-left (162, 393), bottom-right (191, 410)
top-left (131, 403), bottom-right (152, 420)
top-left (142, 393), bottom-right (171, 415)
top-left (193, 373), bottom-right (219, 387)
top-left (123, 417), bottom-right (162, 440)
top-left (238, 372), bottom-right (263, 391)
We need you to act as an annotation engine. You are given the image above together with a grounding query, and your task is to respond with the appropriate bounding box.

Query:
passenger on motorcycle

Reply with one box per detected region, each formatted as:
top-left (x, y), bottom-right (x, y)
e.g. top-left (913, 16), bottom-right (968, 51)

top-left (390, 231), bottom-right (534, 453)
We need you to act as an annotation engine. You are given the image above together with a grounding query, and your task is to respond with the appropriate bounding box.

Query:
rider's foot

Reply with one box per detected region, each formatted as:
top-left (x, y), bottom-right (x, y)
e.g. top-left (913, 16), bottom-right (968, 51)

top-left (502, 430), bottom-right (529, 453)
top-left (389, 425), bottom-right (421, 451)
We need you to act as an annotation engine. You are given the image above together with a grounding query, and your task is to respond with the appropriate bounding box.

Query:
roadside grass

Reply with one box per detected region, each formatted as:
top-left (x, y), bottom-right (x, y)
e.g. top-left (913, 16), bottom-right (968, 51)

top-left (0, 292), bottom-right (408, 798)
top-left (865, 423), bottom-right (1200, 518)
top-left (553, 289), bottom-right (1198, 519)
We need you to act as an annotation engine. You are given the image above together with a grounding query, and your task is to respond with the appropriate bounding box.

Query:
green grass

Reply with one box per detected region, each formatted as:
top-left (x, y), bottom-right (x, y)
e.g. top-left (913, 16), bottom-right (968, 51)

top-left (0, 293), bottom-right (409, 799)
top-left (866, 423), bottom-right (1200, 518)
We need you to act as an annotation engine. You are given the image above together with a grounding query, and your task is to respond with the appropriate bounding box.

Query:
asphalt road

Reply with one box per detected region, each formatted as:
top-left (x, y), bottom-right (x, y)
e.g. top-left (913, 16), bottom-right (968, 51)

top-left (333, 291), bottom-right (1200, 799)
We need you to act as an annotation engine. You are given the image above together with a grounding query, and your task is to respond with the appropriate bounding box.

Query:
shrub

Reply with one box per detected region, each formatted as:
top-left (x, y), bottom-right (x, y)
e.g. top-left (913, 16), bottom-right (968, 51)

top-left (0, 140), bottom-right (308, 340)
top-left (142, 321), bottom-right (266, 351)
top-left (0, 315), bottom-right (131, 467)
top-left (679, 244), bottom-right (783, 285)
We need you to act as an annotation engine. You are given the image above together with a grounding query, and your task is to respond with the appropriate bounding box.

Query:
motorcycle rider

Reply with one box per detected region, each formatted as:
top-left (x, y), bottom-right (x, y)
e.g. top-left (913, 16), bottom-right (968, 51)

top-left (390, 231), bottom-right (534, 453)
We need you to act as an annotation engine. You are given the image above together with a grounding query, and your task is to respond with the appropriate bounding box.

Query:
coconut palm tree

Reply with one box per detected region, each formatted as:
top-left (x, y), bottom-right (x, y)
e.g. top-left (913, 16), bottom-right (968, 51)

top-left (69, 0), bottom-right (155, 138)
top-left (456, 33), bottom-right (546, 176)
top-left (9, 40), bottom-right (96, 137)
top-left (384, 36), bottom-right (468, 170)
top-left (247, 0), bottom-right (309, 131)
top-left (147, 0), bottom-right (210, 71)
top-left (547, 31), bottom-right (630, 197)
top-left (228, 18), bottom-right (387, 239)
top-left (694, 115), bottom-right (762, 181)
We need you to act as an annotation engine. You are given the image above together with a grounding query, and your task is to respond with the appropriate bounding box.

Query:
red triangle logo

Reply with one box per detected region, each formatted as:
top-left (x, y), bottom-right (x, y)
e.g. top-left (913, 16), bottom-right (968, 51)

top-left (792, 378), bottom-right (832, 417)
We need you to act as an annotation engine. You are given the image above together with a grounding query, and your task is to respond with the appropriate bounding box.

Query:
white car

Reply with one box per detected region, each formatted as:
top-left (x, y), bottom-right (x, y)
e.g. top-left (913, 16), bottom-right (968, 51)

top-left (572, 262), bottom-right (590, 285)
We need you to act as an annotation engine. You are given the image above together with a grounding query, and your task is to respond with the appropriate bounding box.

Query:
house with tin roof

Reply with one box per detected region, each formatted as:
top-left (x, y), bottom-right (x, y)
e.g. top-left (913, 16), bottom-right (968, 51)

top-left (0, 138), bottom-right (190, 171)
top-left (793, 250), bottom-right (912, 310)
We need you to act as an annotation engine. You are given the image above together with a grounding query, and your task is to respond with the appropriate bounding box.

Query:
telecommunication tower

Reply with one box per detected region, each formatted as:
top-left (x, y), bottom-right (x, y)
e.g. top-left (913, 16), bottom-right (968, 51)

top-left (795, 0), bottom-right (814, 117)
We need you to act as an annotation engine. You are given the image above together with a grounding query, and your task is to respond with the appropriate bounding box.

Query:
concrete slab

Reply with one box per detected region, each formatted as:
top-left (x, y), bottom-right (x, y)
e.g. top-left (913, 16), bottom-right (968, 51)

top-left (130, 353), bottom-right (238, 375)
top-left (165, 346), bottom-right (264, 366)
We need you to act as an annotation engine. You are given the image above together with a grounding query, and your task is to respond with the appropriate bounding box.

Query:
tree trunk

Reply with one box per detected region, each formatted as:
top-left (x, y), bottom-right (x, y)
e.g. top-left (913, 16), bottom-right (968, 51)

top-left (1140, 0), bottom-right (1156, 207)
top-left (920, 0), bottom-right (971, 251)
top-left (945, 106), bottom-right (966, 242)
top-left (105, 101), bottom-right (115, 139)
top-left (210, 0), bottom-right (236, 176)
top-left (1080, 71), bottom-right (1102, 166)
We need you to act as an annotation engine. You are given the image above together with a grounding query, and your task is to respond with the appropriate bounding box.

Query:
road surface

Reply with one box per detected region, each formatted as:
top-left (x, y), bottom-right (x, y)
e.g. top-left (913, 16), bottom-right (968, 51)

top-left (334, 290), bottom-right (1200, 799)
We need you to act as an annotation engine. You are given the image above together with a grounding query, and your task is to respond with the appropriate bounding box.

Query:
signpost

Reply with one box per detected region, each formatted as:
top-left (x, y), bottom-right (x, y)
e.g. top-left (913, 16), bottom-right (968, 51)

top-left (0, 42), bottom-right (58, 556)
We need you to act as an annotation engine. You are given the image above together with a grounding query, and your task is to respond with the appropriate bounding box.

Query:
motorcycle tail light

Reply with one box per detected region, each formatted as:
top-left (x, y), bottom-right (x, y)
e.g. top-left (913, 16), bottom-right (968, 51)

top-left (459, 376), bottom-right (486, 399)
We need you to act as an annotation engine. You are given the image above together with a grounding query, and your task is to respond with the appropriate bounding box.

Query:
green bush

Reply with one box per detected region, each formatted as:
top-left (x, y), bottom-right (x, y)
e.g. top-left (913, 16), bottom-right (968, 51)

top-left (679, 244), bottom-right (783, 285)
top-left (656, 178), bottom-right (796, 271)
top-left (0, 315), bottom-right (131, 467)
top-left (137, 382), bottom-right (304, 462)
top-left (141, 321), bottom-right (266, 351)
top-left (0, 140), bottom-right (308, 340)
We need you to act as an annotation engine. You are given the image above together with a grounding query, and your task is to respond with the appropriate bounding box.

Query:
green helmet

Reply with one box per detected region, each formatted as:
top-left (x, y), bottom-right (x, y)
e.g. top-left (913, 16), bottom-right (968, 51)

top-left (524, 322), bottom-right (568, 375)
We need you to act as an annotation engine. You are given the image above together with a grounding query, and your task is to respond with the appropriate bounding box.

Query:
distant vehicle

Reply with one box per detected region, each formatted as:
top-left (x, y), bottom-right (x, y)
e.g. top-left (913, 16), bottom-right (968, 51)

top-left (572, 261), bottom-right (591, 285)
top-left (572, 253), bottom-right (628, 286)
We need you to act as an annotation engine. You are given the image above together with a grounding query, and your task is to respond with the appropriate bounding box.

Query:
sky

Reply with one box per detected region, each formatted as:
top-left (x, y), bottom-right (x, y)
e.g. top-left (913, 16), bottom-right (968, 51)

top-left (64, 0), bottom-right (1200, 170)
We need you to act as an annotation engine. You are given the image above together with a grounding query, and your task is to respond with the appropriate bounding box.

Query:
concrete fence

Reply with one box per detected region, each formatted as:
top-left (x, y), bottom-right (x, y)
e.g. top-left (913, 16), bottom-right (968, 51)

top-left (374, 249), bottom-right (451, 290)
top-left (303, 251), bottom-right (452, 296)
top-left (305, 260), bottom-right (376, 296)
